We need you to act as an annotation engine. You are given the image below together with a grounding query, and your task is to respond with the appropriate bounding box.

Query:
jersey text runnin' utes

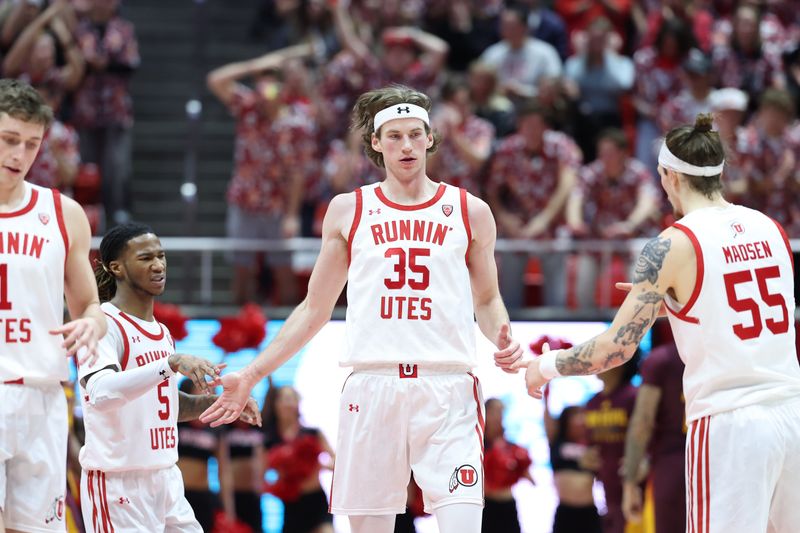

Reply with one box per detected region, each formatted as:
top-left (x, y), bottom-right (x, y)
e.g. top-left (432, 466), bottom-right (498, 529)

top-left (343, 183), bottom-right (477, 367)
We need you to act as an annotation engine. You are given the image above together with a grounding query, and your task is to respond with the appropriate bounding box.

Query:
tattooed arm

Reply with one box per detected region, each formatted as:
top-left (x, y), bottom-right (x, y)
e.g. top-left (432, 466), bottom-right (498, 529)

top-left (522, 228), bottom-right (694, 397)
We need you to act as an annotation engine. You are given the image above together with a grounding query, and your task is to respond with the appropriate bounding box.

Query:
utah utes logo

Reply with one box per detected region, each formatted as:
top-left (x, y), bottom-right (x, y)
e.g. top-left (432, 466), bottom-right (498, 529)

top-left (38, 212), bottom-right (50, 225)
top-left (442, 204), bottom-right (453, 217)
top-left (731, 221), bottom-right (745, 238)
top-left (448, 464), bottom-right (478, 493)
top-left (44, 496), bottom-right (64, 523)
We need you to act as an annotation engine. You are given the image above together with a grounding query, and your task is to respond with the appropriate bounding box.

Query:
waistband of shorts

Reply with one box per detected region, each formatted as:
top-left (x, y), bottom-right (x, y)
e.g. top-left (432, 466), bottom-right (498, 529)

top-left (351, 363), bottom-right (472, 377)
top-left (1, 376), bottom-right (62, 387)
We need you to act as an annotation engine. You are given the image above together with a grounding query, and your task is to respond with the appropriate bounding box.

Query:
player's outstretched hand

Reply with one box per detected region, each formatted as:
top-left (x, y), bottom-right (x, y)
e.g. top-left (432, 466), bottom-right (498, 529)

top-left (494, 324), bottom-right (524, 374)
top-left (238, 397), bottom-right (262, 427)
top-left (622, 482), bottom-right (643, 524)
top-left (51, 317), bottom-right (104, 366)
top-left (524, 341), bottom-right (554, 398)
top-left (615, 282), bottom-right (667, 317)
top-left (200, 371), bottom-right (251, 428)
top-left (168, 354), bottom-right (225, 394)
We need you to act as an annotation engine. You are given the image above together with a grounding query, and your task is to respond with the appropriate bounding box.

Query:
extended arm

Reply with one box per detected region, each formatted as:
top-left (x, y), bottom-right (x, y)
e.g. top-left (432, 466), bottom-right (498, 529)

top-left (200, 193), bottom-right (353, 426)
top-left (206, 43), bottom-right (313, 105)
top-left (622, 383), bottom-right (661, 522)
top-left (522, 163), bottom-right (577, 238)
top-left (522, 228), bottom-right (693, 396)
top-left (467, 194), bottom-right (523, 372)
top-left (177, 391), bottom-right (216, 422)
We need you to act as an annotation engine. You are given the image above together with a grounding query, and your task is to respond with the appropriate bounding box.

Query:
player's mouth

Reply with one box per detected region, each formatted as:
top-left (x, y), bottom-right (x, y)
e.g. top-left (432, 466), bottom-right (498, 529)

top-left (150, 275), bottom-right (166, 288)
top-left (399, 156), bottom-right (416, 164)
top-left (2, 165), bottom-right (21, 174)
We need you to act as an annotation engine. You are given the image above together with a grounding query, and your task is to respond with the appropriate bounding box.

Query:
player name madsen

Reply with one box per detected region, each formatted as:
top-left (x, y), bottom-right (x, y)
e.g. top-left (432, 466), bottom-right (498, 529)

top-left (722, 240), bottom-right (772, 264)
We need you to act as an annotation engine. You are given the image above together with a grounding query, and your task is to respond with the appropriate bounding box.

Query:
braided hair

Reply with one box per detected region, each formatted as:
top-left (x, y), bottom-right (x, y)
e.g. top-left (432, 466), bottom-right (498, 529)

top-left (94, 222), bottom-right (154, 302)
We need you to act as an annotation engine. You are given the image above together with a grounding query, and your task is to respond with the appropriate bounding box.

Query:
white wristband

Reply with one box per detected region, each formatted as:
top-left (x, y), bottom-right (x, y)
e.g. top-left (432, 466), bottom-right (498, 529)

top-left (539, 350), bottom-right (563, 380)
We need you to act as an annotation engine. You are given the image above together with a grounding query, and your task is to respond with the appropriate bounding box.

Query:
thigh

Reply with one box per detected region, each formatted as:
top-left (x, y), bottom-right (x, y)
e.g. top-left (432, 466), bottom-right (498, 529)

top-left (410, 374), bottom-right (484, 513)
top-left (652, 453), bottom-right (686, 533)
top-left (330, 374), bottom-right (410, 515)
top-left (5, 386), bottom-right (67, 532)
top-left (689, 410), bottom-right (780, 533)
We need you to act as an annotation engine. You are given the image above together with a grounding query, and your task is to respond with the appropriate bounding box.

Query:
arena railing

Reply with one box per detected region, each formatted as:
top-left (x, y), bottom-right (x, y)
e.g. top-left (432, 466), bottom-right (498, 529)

top-left (90, 237), bottom-right (800, 320)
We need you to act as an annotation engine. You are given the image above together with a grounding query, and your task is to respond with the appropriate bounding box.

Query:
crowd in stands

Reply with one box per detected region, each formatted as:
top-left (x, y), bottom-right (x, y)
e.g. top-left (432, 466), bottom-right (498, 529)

top-left (213, 0), bottom-right (800, 307)
top-left (0, 0), bottom-right (138, 232)
top-left (4, 0), bottom-right (799, 308)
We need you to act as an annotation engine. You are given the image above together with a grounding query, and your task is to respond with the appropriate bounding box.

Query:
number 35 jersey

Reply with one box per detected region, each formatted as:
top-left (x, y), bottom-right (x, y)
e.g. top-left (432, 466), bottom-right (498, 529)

top-left (78, 302), bottom-right (179, 472)
top-left (0, 183), bottom-right (69, 383)
top-left (665, 204), bottom-right (800, 423)
top-left (343, 183), bottom-right (477, 368)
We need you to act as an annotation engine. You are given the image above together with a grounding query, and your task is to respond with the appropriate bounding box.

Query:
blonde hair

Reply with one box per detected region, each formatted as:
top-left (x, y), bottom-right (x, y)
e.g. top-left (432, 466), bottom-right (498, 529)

top-left (351, 85), bottom-right (441, 168)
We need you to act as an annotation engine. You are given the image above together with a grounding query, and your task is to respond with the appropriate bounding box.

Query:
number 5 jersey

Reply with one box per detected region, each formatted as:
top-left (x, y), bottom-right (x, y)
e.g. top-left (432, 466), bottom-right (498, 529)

top-left (665, 204), bottom-right (800, 423)
top-left (343, 183), bottom-right (477, 368)
top-left (78, 302), bottom-right (179, 472)
top-left (0, 182), bottom-right (69, 383)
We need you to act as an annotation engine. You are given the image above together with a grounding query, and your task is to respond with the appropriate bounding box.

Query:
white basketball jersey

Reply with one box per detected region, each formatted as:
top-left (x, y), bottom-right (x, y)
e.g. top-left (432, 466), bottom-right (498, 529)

top-left (0, 182), bottom-right (68, 383)
top-left (79, 302), bottom-right (179, 472)
top-left (343, 182), bottom-right (477, 367)
top-left (665, 204), bottom-right (800, 422)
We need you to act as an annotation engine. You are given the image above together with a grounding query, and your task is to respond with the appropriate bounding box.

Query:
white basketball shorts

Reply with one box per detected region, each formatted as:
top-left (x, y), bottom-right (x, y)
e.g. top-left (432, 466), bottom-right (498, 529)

top-left (0, 382), bottom-right (68, 532)
top-left (330, 364), bottom-right (485, 515)
top-left (686, 397), bottom-right (800, 533)
top-left (80, 465), bottom-right (202, 533)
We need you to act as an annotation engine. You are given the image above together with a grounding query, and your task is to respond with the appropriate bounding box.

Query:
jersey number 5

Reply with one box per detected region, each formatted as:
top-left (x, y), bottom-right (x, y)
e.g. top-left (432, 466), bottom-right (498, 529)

top-left (157, 381), bottom-right (170, 420)
top-left (723, 265), bottom-right (789, 340)
top-left (384, 248), bottom-right (430, 290)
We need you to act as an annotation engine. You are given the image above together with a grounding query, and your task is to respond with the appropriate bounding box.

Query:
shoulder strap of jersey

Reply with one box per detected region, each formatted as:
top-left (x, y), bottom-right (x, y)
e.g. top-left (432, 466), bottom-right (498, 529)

top-left (347, 187), bottom-right (363, 266)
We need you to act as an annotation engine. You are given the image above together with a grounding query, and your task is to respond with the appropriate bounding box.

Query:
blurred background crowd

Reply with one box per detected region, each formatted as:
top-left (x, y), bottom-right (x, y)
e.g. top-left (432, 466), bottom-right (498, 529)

top-left (5, 0), bottom-right (800, 311)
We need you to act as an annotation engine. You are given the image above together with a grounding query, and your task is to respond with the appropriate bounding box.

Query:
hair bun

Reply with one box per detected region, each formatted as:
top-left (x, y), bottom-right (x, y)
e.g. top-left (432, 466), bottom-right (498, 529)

top-left (694, 113), bottom-right (714, 133)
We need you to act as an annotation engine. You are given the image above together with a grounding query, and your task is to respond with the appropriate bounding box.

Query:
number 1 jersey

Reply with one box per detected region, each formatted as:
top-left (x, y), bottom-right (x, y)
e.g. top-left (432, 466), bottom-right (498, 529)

top-left (343, 183), bottom-right (477, 367)
top-left (0, 183), bottom-right (69, 382)
top-left (78, 302), bottom-right (179, 472)
top-left (665, 204), bottom-right (800, 423)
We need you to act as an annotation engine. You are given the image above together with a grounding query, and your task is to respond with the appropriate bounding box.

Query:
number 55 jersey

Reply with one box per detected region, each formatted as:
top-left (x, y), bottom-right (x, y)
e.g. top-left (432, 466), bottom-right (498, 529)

top-left (78, 302), bottom-right (179, 472)
top-left (343, 183), bottom-right (477, 368)
top-left (665, 204), bottom-right (800, 423)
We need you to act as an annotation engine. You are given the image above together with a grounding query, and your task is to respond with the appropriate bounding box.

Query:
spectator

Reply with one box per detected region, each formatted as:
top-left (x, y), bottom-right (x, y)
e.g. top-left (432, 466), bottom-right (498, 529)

top-left (566, 129), bottom-right (659, 308)
top-left (737, 89), bottom-right (800, 236)
top-left (422, 0), bottom-right (501, 71)
top-left (487, 99), bottom-right (582, 307)
top-left (478, 4), bottom-right (562, 104)
top-left (709, 87), bottom-right (749, 198)
top-left (27, 84), bottom-right (81, 191)
top-left (622, 342), bottom-right (687, 533)
top-left (543, 390), bottom-right (601, 533)
top-left (323, 1), bottom-right (448, 139)
top-left (564, 17), bottom-right (634, 161)
top-left (584, 354), bottom-right (641, 533)
top-left (427, 75), bottom-right (495, 196)
top-left (712, 4), bottom-right (784, 113)
top-left (207, 44), bottom-right (319, 305)
top-left (2, 1), bottom-right (85, 100)
top-left (640, 0), bottom-right (714, 53)
top-left (467, 61), bottom-right (516, 138)
top-left (555, 0), bottom-right (633, 55)
top-left (783, 44), bottom-right (800, 114)
top-left (633, 18), bottom-right (692, 173)
top-left (72, 0), bottom-right (140, 226)
top-left (524, 0), bottom-right (569, 61)
top-left (482, 398), bottom-right (533, 533)
top-left (657, 48), bottom-right (715, 133)
top-left (177, 379), bottom-right (235, 532)
top-left (0, 0), bottom-right (41, 52)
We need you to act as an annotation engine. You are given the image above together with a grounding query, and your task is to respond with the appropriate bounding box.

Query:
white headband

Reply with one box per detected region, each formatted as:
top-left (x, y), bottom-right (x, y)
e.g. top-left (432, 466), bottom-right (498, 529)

top-left (373, 103), bottom-right (430, 132)
top-left (658, 142), bottom-right (724, 177)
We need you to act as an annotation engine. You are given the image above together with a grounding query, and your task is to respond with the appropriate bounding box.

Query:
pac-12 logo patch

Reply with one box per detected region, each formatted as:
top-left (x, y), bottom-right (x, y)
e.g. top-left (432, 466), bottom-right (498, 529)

top-left (38, 212), bottom-right (50, 225)
top-left (442, 204), bottom-right (453, 217)
top-left (448, 464), bottom-right (478, 493)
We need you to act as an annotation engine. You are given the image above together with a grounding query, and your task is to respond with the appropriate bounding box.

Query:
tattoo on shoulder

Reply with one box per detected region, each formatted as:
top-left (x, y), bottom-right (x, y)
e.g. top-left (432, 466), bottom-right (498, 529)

top-left (633, 237), bottom-right (671, 284)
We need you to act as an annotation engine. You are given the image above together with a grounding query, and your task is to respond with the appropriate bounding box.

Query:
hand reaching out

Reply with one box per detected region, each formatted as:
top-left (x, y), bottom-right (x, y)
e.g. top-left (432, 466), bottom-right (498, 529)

top-left (200, 371), bottom-right (253, 428)
top-left (493, 324), bottom-right (523, 374)
top-left (167, 354), bottom-right (225, 394)
top-left (51, 317), bottom-right (104, 367)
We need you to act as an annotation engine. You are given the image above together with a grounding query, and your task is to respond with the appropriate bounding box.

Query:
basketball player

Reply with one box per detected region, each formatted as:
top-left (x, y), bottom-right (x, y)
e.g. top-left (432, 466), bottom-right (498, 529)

top-left (523, 114), bottom-right (800, 532)
top-left (0, 78), bottom-right (106, 533)
top-left (200, 85), bottom-right (524, 533)
top-left (78, 223), bottom-right (259, 532)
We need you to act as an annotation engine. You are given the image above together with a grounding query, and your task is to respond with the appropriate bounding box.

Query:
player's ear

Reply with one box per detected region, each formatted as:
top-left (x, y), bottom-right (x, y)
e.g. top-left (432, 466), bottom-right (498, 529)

top-left (426, 132), bottom-right (433, 149)
top-left (371, 132), bottom-right (382, 153)
top-left (108, 260), bottom-right (123, 278)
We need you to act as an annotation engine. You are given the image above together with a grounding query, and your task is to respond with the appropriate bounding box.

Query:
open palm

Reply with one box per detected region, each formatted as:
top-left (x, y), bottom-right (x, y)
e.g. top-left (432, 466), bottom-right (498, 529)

top-left (199, 371), bottom-right (251, 427)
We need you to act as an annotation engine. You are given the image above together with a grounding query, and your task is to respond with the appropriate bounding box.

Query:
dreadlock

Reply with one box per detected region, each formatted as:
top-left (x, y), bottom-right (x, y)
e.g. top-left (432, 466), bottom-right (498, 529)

top-left (94, 222), bottom-right (154, 302)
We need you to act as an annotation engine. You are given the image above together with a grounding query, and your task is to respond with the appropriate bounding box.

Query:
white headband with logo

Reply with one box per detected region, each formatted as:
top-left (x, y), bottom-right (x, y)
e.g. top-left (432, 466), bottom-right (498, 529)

top-left (658, 142), bottom-right (724, 177)
top-left (373, 103), bottom-right (430, 132)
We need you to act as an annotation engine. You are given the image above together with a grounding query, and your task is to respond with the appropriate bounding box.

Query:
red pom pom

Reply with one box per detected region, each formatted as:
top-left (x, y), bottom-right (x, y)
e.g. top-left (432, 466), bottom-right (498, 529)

top-left (153, 301), bottom-right (189, 341)
top-left (264, 434), bottom-right (323, 502)
top-left (211, 305), bottom-right (269, 353)
top-left (484, 439), bottom-right (532, 491)
top-left (529, 335), bottom-right (573, 355)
